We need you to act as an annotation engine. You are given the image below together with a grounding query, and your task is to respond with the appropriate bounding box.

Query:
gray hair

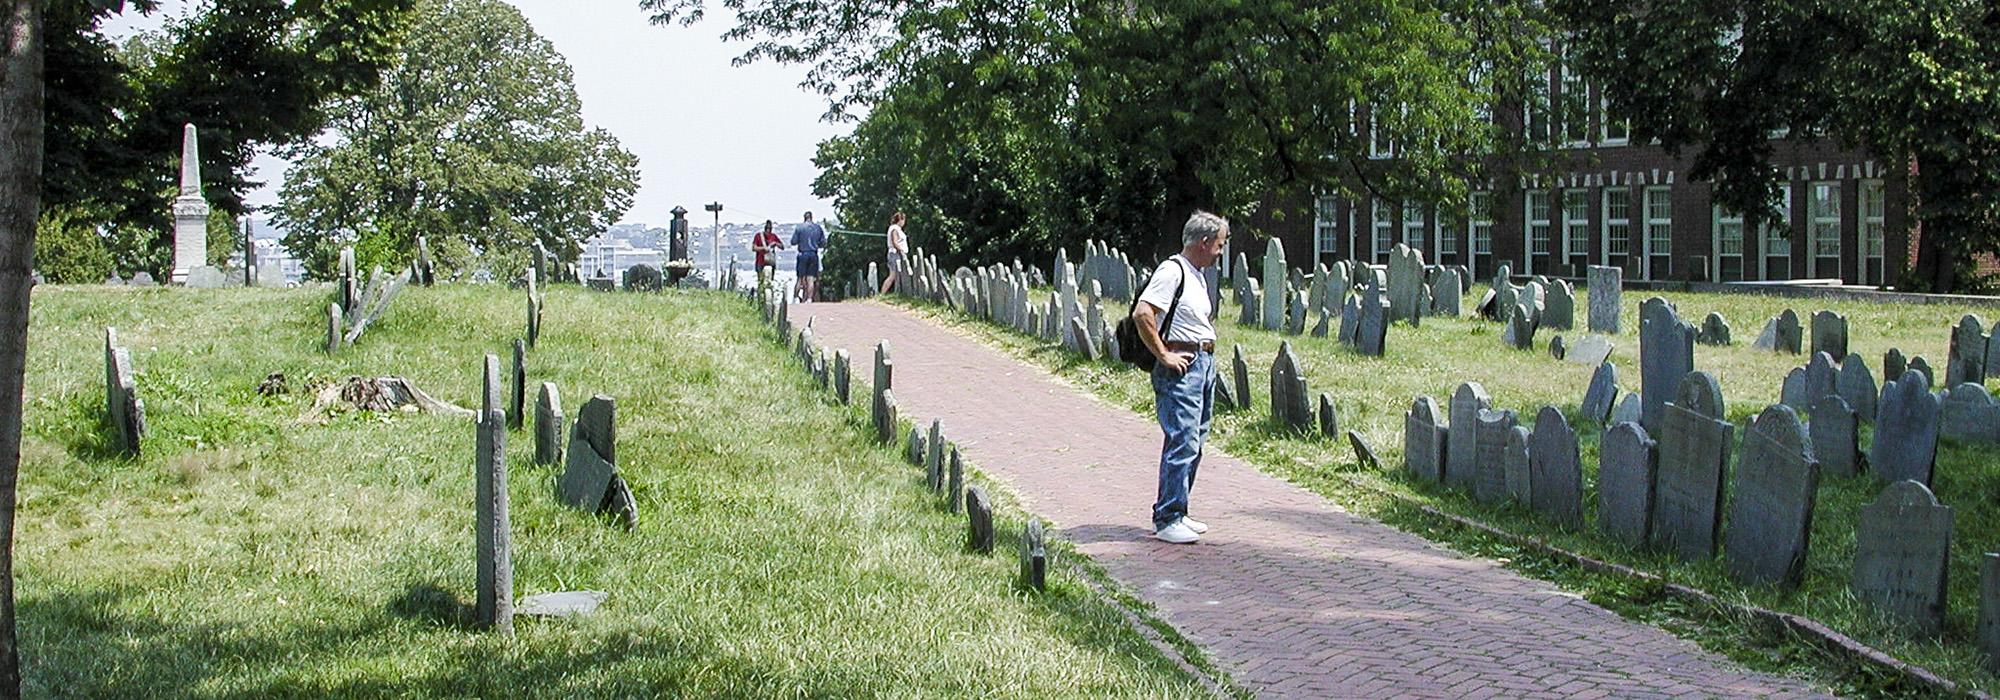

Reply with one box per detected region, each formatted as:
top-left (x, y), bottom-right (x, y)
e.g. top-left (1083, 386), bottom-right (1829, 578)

top-left (1182, 210), bottom-right (1228, 246)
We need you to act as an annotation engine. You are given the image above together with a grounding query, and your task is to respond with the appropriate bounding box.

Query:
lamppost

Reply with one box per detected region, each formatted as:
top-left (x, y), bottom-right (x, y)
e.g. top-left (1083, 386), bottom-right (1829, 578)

top-left (704, 202), bottom-right (724, 286)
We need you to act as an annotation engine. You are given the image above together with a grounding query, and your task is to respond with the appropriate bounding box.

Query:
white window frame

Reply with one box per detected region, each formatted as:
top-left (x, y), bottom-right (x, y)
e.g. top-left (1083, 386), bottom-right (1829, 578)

top-left (1601, 94), bottom-right (1630, 145)
top-left (1314, 195), bottom-right (1340, 260)
top-left (1603, 188), bottom-right (1631, 260)
top-left (1437, 211), bottom-right (1460, 257)
top-left (1713, 204), bottom-right (1746, 282)
top-left (1526, 189), bottom-right (1552, 272)
top-left (1559, 59), bottom-right (1591, 147)
top-left (1470, 190), bottom-right (1494, 257)
top-left (1760, 186), bottom-right (1795, 279)
top-left (1861, 179), bottom-right (1886, 285)
top-left (1563, 189), bottom-right (1590, 259)
top-left (1643, 186), bottom-right (1672, 280)
top-left (1372, 198), bottom-right (1394, 263)
top-left (1403, 199), bottom-right (1427, 257)
top-left (1808, 180), bottom-right (1841, 279)
top-left (1369, 106), bottom-right (1395, 159)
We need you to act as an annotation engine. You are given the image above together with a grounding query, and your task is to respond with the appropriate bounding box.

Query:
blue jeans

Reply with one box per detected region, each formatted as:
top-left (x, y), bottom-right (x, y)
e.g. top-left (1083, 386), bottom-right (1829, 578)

top-left (1151, 350), bottom-right (1214, 529)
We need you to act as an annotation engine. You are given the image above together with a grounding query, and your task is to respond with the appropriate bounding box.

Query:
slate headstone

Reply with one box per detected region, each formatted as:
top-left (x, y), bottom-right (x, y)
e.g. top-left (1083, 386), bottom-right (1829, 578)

top-left (1543, 280), bottom-right (1575, 330)
top-left (1724, 405), bottom-right (1820, 588)
top-left (1020, 518), bottom-right (1048, 590)
top-left (1503, 425), bottom-right (1533, 504)
top-left (326, 303), bottom-right (343, 354)
top-left (1980, 553), bottom-right (2000, 673)
top-left (1885, 348), bottom-right (1908, 388)
top-left (475, 355), bottom-right (513, 633)
top-left (1269, 342), bottom-right (1312, 432)
top-left (1697, 312), bottom-right (1732, 346)
top-left (833, 349), bottom-right (852, 405)
top-left (1837, 355), bottom-right (1878, 423)
top-left (1940, 382), bottom-right (2000, 444)
top-left (1357, 275), bottom-right (1387, 356)
top-left (1262, 239), bottom-right (1286, 330)
top-left (1872, 370), bottom-right (1941, 486)
top-left (1349, 430), bottom-right (1380, 470)
top-left (1908, 356), bottom-right (1935, 388)
top-left (1403, 396), bottom-right (1446, 483)
top-left (1949, 314), bottom-right (1989, 387)
top-left (967, 485), bottom-right (995, 554)
top-left (102, 328), bottom-right (144, 455)
top-left (1852, 480), bottom-right (1953, 636)
top-left (509, 339), bottom-right (527, 431)
top-left (926, 419), bottom-right (946, 493)
top-left (1597, 422), bottom-right (1658, 547)
top-left (1639, 297), bottom-right (1696, 433)
top-left (1529, 406), bottom-right (1582, 526)
top-left (1810, 310), bottom-right (1848, 362)
top-left (534, 382), bottom-right (564, 466)
top-left (946, 447), bottom-right (965, 513)
top-left (1565, 335), bottom-right (1614, 366)
top-left (1445, 383), bottom-right (1492, 492)
top-left (1338, 294), bottom-right (1361, 347)
top-left (1610, 393), bottom-right (1643, 425)
top-left (1549, 334), bottom-right (1566, 360)
top-left (1652, 372), bottom-right (1733, 561)
top-left (1232, 345), bottom-right (1252, 412)
top-left (1318, 393), bottom-right (1340, 437)
top-left (1503, 303), bottom-right (1537, 350)
top-left (1474, 409), bottom-right (1519, 505)
top-left (1581, 361), bottom-right (1620, 422)
top-left (1810, 394), bottom-right (1861, 478)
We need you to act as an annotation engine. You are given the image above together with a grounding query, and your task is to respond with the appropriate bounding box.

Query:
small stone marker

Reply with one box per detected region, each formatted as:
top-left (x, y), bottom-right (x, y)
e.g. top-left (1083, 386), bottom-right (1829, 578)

top-left (1810, 310), bottom-right (1848, 362)
top-left (1474, 408), bottom-right (1519, 505)
top-left (1697, 312), bottom-right (1732, 346)
top-left (102, 328), bottom-right (145, 455)
top-left (1231, 345), bottom-right (1252, 412)
top-left (1549, 334), bottom-right (1567, 360)
top-left (967, 485), bottom-right (995, 554)
top-left (475, 354), bottom-right (513, 633)
top-left (1885, 348), bottom-right (1908, 385)
top-left (1639, 297), bottom-right (1696, 434)
top-left (1269, 342), bottom-right (1312, 433)
top-left (1837, 355), bottom-right (1878, 423)
top-left (1810, 394), bottom-right (1861, 478)
top-left (326, 303), bottom-right (343, 354)
top-left (1587, 265), bottom-right (1622, 334)
top-left (1318, 393), bottom-right (1339, 436)
top-left (1403, 396), bottom-right (1446, 482)
top-left (516, 590), bottom-right (606, 619)
top-left (1979, 553), bottom-right (1999, 673)
top-left (1852, 480), bottom-right (1953, 636)
top-left (926, 419), bottom-right (946, 493)
top-left (1348, 430), bottom-right (1379, 470)
top-left (1445, 383), bottom-right (1492, 492)
top-left (876, 390), bottom-right (898, 444)
top-left (873, 342), bottom-right (895, 444)
top-left (908, 426), bottom-right (926, 466)
top-left (1565, 335), bottom-right (1614, 366)
top-left (509, 339), bottom-right (527, 431)
top-left (1610, 393), bottom-right (1643, 425)
top-left (1503, 424), bottom-right (1532, 504)
top-left (946, 447), bottom-right (964, 513)
top-left (534, 382), bottom-right (564, 466)
top-left (1652, 372), bottom-right (1732, 561)
top-left (1021, 518), bottom-right (1048, 590)
top-left (1872, 370), bottom-right (1941, 486)
top-left (1949, 314), bottom-right (1988, 387)
top-left (1529, 406), bottom-right (1582, 526)
top-left (833, 349), bottom-right (851, 405)
top-left (1580, 361), bottom-right (1619, 422)
top-left (130, 271), bottom-right (156, 286)
top-left (1723, 405), bottom-right (1820, 588)
top-left (1597, 422), bottom-right (1658, 547)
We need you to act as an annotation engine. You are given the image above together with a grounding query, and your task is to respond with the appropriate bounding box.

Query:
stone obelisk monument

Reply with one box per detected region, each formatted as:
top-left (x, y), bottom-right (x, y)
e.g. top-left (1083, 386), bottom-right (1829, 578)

top-left (171, 123), bottom-right (209, 284)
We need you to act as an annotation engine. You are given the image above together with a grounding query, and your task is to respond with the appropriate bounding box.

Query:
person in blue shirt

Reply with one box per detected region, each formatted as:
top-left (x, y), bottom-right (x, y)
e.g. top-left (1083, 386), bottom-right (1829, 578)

top-left (791, 211), bottom-right (828, 302)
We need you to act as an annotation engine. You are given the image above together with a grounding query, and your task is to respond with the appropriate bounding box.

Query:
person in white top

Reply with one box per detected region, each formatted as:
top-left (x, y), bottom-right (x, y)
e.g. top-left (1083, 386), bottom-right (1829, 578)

top-left (881, 211), bottom-right (908, 295)
top-left (1131, 210), bottom-right (1228, 544)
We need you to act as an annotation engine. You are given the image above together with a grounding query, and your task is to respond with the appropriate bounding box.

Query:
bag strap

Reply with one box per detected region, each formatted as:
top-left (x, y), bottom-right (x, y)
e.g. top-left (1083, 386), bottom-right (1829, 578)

top-left (1127, 257), bottom-right (1189, 343)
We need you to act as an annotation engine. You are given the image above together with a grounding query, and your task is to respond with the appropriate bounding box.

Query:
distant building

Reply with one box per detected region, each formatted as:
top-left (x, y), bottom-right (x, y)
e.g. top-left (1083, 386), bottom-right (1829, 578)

top-left (579, 235), bottom-right (663, 285)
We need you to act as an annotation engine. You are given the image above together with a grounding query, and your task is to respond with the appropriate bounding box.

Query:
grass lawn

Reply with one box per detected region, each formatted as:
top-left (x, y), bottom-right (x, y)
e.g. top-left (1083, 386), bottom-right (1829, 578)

top-left (901, 280), bottom-right (2000, 698)
top-left (14, 284), bottom-right (1210, 698)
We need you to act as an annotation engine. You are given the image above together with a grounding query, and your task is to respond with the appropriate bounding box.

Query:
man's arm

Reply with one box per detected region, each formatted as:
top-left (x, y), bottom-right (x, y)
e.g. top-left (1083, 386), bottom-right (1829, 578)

top-left (1132, 300), bottom-right (1190, 373)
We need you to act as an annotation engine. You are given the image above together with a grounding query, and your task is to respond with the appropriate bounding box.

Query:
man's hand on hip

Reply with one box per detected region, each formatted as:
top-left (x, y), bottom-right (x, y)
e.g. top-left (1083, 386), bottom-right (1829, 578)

top-left (1158, 351), bottom-right (1193, 374)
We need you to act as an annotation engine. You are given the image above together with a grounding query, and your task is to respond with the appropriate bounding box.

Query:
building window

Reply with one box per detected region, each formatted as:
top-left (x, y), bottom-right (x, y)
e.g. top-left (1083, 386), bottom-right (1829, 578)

top-left (1403, 200), bottom-right (1426, 253)
top-left (1604, 188), bottom-right (1631, 256)
top-left (1527, 190), bottom-right (1552, 255)
top-left (1372, 198), bottom-right (1394, 261)
top-left (1715, 206), bottom-right (1746, 256)
top-left (1762, 186), bottom-right (1794, 256)
top-left (1559, 57), bottom-right (1590, 146)
top-left (1601, 96), bottom-right (1630, 145)
top-left (1438, 212), bottom-right (1460, 256)
top-left (1809, 181), bottom-right (1841, 259)
top-left (1314, 195), bottom-right (1339, 257)
top-left (1563, 189), bottom-right (1589, 257)
top-left (1369, 106), bottom-right (1395, 159)
top-left (1862, 179), bottom-right (1886, 258)
top-left (1644, 186), bottom-right (1672, 256)
top-left (1470, 191), bottom-right (1493, 255)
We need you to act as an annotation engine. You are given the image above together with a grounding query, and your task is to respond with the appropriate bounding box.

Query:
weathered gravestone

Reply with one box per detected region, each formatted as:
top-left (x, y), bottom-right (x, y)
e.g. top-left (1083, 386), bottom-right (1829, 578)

top-left (1801, 351), bottom-right (1839, 409)
top-left (1549, 334), bottom-right (1567, 361)
top-left (1639, 297), bottom-right (1696, 433)
top-left (1724, 405), bottom-right (1820, 588)
top-left (130, 271), bottom-right (157, 287)
top-left (1388, 243), bottom-right (1426, 323)
top-left (1020, 518), bottom-right (1048, 590)
top-left (325, 303), bottom-right (343, 354)
top-left (1597, 422), bottom-right (1658, 547)
top-left (907, 426), bottom-right (926, 466)
top-left (516, 590), bottom-right (607, 619)
top-left (534, 382), bottom-right (564, 466)
top-left (1751, 309), bottom-right (1803, 354)
top-left (1580, 361), bottom-right (1620, 422)
top-left (1310, 308), bottom-right (1332, 338)
top-left (1950, 314), bottom-right (1989, 387)
top-left (509, 339), bottom-right (527, 430)
top-left (1338, 294), bottom-right (1361, 347)
top-left (1885, 348), bottom-right (1908, 387)
top-left (1652, 372), bottom-right (1732, 561)
top-left (1810, 310), bottom-right (1848, 362)
top-left (1503, 425), bottom-right (1533, 504)
top-left (1285, 288), bottom-right (1307, 335)
top-left (1269, 342), bottom-right (1312, 433)
top-left (1357, 275), bottom-right (1387, 356)
top-left (1529, 406), bottom-right (1582, 526)
top-left (1445, 383), bottom-right (1492, 492)
top-left (833, 349), bottom-right (851, 405)
top-left (1852, 480), bottom-right (1953, 636)
top-left (1231, 345), bottom-right (1252, 413)
top-left (1908, 356), bottom-right (1936, 388)
top-left (475, 355), bottom-right (513, 633)
top-left (1262, 239), bottom-right (1287, 330)
top-left (1068, 317), bottom-right (1097, 360)
top-left (185, 265), bottom-right (230, 289)
top-left (1872, 370), bottom-right (1941, 486)
top-left (946, 447), bottom-right (965, 513)
top-left (1940, 383), bottom-right (2000, 444)
top-left (966, 485), bottom-right (995, 554)
top-left (1980, 554), bottom-right (2000, 673)
top-left (926, 420), bottom-right (946, 493)
top-left (1403, 396), bottom-right (1446, 483)
top-left (1238, 279), bottom-right (1262, 327)
top-left (1697, 312), bottom-right (1733, 346)
top-left (1837, 356), bottom-right (1878, 423)
top-left (1432, 268), bottom-right (1462, 317)
top-left (1503, 303), bottom-right (1536, 350)
top-left (1543, 280), bottom-right (1575, 330)
top-left (873, 342), bottom-right (895, 444)
top-left (1475, 409), bottom-right (1519, 505)
top-left (102, 328), bottom-right (145, 455)
top-left (1587, 265), bottom-right (1622, 334)
top-left (1610, 393), bottom-right (1643, 425)
top-left (1318, 393), bottom-right (1340, 437)
top-left (1565, 335), bottom-right (1614, 367)
top-left (1810, 394), bottom-right (1862, 478)
top-left (558, 395), bottom-right (638, 530)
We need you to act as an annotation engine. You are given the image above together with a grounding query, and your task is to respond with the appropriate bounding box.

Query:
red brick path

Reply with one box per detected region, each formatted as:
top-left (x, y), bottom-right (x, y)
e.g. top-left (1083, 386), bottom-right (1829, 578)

top-left (802, 300), bottom-right (1832, 699)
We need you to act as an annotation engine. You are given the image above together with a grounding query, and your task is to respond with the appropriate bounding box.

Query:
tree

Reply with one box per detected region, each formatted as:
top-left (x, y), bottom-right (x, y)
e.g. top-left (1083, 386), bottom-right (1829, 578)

top-left (276, 0), bottom-right (640, 281)
top-left (646, 0), bottom-right (1548, 267)
top-left (0, 0), bottom-right (38, 694)
top-left (1553, 0), bottom-right (2000, 292)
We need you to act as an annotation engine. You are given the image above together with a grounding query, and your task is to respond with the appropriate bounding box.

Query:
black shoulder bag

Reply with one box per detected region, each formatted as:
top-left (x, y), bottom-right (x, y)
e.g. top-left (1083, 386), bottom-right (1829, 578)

top-left (1114, 259), bottom-right (1187, 372)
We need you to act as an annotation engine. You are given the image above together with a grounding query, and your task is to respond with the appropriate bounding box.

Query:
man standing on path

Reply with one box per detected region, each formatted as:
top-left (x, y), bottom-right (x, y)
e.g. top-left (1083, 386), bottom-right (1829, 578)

top-left (1131, 211), bottom-right (1228, 544)
top-left (792, 211), bottom-right (827, 302)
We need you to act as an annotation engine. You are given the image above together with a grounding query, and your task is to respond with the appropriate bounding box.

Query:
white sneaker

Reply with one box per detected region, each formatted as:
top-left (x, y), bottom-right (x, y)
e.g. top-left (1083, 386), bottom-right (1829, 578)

top-left (1154, 520), bottom-right (1201, 544)
top-left (1182, 517), bottom-right (1209, 534)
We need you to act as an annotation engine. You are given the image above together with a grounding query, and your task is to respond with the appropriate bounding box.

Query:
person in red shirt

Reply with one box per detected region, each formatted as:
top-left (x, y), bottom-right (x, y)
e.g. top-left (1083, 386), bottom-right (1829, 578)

top-left (751, 220), bottom-right (784, 279)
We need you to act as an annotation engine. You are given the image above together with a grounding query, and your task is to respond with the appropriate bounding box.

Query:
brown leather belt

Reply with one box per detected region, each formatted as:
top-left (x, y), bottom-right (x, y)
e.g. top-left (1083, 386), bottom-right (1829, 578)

top-left (1166, 340), bottom-right (1215, 354)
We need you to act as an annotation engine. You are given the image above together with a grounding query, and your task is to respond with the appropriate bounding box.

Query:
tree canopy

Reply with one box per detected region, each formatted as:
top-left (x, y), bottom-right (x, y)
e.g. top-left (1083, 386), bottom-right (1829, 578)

top-left (277, 0), bottom-right (640, 280)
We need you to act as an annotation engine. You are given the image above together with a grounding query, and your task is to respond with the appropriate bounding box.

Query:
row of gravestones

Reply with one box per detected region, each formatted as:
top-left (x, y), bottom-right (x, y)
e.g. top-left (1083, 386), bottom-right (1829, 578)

top-left (1405, 372), bottom-right (1998, 649)
top-left (748, 286), bottom-right (1050, 591)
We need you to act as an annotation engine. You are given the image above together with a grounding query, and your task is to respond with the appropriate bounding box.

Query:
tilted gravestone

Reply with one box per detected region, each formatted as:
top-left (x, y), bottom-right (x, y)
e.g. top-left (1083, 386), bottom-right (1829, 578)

top-left (1445, 383), bottom-right (1492, 492)
top-left (1215, 376), bottom-right (1237, 411)
top-left (509, 339), bottom-right (527, 431)
top-left (1357, 275), bottom-right (1387, 356)
top-left (1580, 361), bottom-right (1620, 423)
top-left (1543, 280), bottom-right (1575, 330)
top-left (1940, 383), bottom-right (2000, 444)
top-left (1810, 310), bottom-right (1848, 362)
top-left (1587, 265), bottom-right (1622, 334)
top-left (1285, 288), bottom-right (1307, 335)
top-left (1474, 408), bottom-right (1519, 505)
top-left (475, 355), bottom-right (513, 633)
top-left (1724, 405), bottom-right (1820, 588)
top-left (1231, 345), bottom-right (1252, 412)
top-left (1979, 553), bottom-right (1999, 673)
top-left (1837, 355), bottom-right (1878, 423)
top-left (926, 419), bottom-right (946, 494)
top-left (1852, 480), bottom-right (1953, 636)
top-left (833, 349), bottom-right (851, 405)
top-left (1338, 293), bottom-right (1361, 347)
top-left (1949, 314), bottom-right (1988, 387)
top-left (1238, 278), bottom-right (1262, 327)
top-left (1761, 309), bottom-right (1803, 354)
top-left (1310, 308), bottom-right (1332, 338)
top-left (1597, 422), bottom-right (1658, 547)
top-left (1565, 335), bottom-right (1614, 366)
top-left (1652, 372), bottom-right (1732, 561)
top-left (1810, 394), bottom-right (1861, 478)
top-left (558, 394), bottom-right (638, 530)
top-left (1529, 406), bottom-right (1582, 526)
top-left (534, 382), bottom-right (565, 466)
top-left (1697, 312), bottom-right (1732, 346)
top-left (1318, 393), bottom-right (1339, 437)
top-left (1549, 335), bottom-right (1567, 360)
top-left (946, 447), bottom-right (965, 513)
top-left (1639, 297), bottom-right (1696, 434)
top-left (1269, 342), bottom-right (1312, 433)
top-left (1262, 239), bottom-right (1287, 330)
top-left (1068, 317), bottom-right (1097, 361)
top-left (102, 328), bottom-right (145, 455)
top-left (1349, 430), bottom-right (1380, 470)
top-left (1020, 518), bottom-right (1048, 590)
top-left (966, 485), bottom-right (995, 554)
top-left (1872, 370), bottom-right (1941, 486)
top-left (1403, 396), bottom-right (1446, 483)
top-left (1503, 425), bottom-right (1533, 505)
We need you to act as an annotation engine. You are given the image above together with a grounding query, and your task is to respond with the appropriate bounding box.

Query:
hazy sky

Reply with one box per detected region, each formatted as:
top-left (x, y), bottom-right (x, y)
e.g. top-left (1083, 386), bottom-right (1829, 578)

top-left (106, 0), bottom-right (848, 228)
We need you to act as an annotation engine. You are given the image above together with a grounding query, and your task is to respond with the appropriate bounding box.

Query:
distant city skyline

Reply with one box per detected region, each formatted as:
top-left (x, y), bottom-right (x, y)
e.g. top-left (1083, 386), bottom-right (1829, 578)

top-left (102, 0), bottom-right (849, 228)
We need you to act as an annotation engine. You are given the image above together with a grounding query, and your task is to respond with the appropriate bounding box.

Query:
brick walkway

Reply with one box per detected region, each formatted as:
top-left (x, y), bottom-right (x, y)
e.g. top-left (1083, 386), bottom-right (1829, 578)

top-left (801, 300), bottom-right (1832, 699)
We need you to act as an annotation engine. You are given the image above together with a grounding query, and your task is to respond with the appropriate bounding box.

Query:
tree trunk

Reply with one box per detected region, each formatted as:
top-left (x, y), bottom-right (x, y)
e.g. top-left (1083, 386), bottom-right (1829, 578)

top-left (1907, 149), bottom-right (1962, 293)
top-left (0, 0), bottom-right (40, 696)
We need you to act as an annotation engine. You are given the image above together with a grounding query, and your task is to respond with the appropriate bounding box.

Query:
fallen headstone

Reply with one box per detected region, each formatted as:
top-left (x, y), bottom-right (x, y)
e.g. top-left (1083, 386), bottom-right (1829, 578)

top-left (1349, 430), bottom-right (1380, 470)
top-left (558, 395), bottom-right (638, 530)
top-left (516, 590), bottom-right (607, 619)
top-left (1565, 335), bottom-right (1614, 366)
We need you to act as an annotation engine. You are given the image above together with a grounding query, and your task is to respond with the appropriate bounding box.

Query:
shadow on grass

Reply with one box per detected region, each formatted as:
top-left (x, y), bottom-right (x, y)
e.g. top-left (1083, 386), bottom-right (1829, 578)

top-left (386, 580), bottom-right (476, 630)
top-left (60, 393), bottom-right (127, 463)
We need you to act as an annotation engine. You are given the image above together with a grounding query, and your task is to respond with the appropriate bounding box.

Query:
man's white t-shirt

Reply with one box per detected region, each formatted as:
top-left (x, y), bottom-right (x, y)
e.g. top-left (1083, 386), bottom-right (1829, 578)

top-left (1137, 255), bottom-right (1214, 344)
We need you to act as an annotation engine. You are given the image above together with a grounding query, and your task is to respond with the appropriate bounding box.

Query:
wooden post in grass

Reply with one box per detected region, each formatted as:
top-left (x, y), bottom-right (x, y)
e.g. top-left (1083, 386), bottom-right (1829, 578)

top-left (476, 354), bottom-right (513, 633)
